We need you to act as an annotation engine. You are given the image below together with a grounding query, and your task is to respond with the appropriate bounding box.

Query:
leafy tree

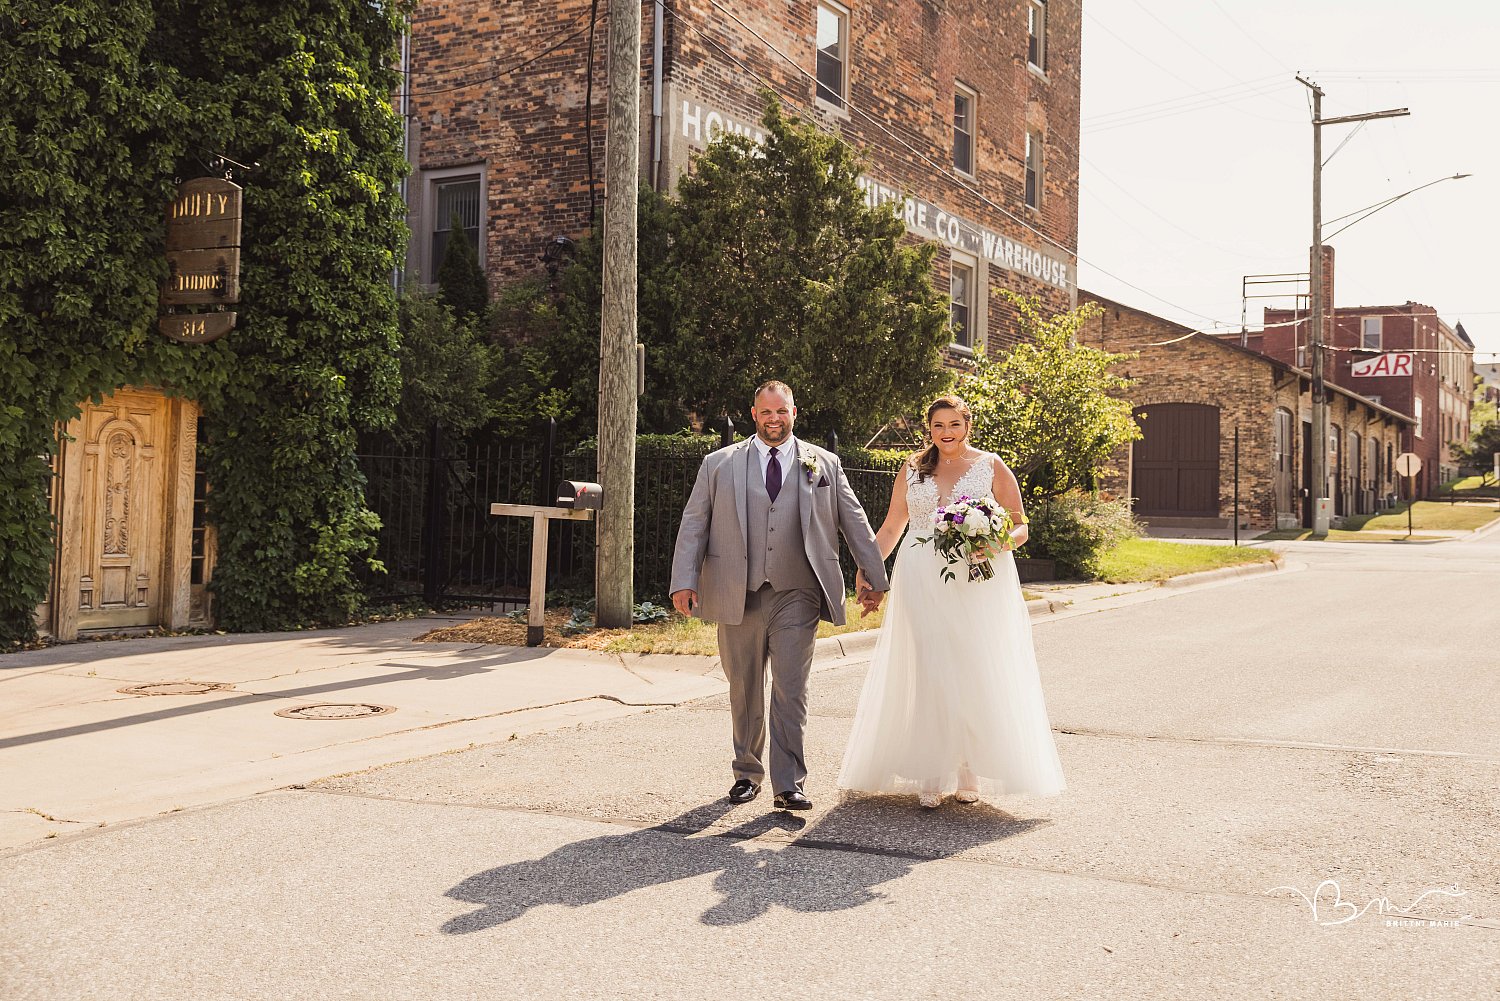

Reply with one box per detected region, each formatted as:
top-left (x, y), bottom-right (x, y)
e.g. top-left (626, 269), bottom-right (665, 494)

top-left (436, 211), bottom-right (488, 320)
top-left (669, 96), bottom-right (951, 438)
top-left (962, 294), bottom-right (1141, 498)
top-left (391, 291), bottom-right (494, 444)
top-left (482, 281), bottom-right (578, 438)
top-left (554, 97), bottom-right (951, 440)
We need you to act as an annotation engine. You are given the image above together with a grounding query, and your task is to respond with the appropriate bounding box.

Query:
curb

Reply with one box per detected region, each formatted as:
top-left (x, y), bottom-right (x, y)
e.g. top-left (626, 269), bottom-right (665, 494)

top-left (811, 595), bottom-right (1067, 666)
top-left (1158, 556), bottom-right (1284, 589)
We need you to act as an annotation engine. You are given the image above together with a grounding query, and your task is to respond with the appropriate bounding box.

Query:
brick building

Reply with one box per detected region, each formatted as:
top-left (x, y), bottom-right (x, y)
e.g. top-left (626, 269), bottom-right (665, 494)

top-left (1080, 293), bottom-right (1412, 531)
top-left (1245, 250), bottom-right (1473, 495)
top-left (403, 0), bottom-right (1081, 353)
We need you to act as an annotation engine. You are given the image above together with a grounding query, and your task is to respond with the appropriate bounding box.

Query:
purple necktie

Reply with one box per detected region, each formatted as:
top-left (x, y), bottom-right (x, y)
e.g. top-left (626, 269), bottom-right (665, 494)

top-left (766, 446), bottom-right (782, 502)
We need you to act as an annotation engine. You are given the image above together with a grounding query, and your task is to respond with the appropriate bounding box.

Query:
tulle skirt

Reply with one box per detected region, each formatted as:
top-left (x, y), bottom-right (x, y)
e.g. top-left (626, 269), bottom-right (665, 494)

top-left (837, 535), bottom-right (1067, 798)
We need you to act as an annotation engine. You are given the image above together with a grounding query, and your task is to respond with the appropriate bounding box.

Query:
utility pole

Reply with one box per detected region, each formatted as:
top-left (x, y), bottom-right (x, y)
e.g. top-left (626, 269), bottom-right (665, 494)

top-left (596, 0), bottom-right (642, 628)
top-left (1295, 75), bottom-right (1407, 533)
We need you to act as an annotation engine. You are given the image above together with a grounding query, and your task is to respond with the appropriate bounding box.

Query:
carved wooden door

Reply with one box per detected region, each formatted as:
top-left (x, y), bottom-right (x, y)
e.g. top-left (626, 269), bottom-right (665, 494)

top-left (74, 393), bottom-right (169, 629)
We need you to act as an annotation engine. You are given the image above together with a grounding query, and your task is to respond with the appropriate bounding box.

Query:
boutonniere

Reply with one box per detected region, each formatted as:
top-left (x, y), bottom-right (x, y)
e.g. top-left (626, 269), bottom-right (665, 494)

top-left (800, 453), bottom-right (821, 483)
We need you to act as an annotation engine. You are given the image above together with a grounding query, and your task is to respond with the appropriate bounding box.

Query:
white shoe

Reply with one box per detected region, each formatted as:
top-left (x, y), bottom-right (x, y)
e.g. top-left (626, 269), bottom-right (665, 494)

top-left (954, 789), bottom-right (979, 804)
top-left (918, 792), bottom-right (943, 809)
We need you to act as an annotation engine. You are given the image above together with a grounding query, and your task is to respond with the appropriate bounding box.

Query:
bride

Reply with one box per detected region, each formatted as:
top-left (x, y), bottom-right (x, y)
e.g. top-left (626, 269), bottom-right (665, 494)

top-left (841, 394), bottom-right (1066, 809)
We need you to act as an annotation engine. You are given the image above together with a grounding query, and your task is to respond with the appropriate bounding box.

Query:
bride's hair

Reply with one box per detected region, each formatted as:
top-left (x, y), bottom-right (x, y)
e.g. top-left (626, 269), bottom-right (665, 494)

top-left (912, 395), bottom-right (972, 483)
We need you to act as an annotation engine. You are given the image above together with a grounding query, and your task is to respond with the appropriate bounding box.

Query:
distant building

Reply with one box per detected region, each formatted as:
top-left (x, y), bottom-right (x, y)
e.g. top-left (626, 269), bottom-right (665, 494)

top-left (1081, 292), bottom-right (1412, 531)
top-left (1235, 248), bottom-right (1473, 494)
top-left (404, 0), bottom-right (1083, 354)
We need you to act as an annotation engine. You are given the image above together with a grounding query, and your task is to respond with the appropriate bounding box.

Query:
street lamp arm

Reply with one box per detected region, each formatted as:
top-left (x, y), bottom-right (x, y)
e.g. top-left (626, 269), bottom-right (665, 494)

top-left (1323, 173), bottom-right (1472, 241)
top-left (1316, 107), bottom-right (1410, 126)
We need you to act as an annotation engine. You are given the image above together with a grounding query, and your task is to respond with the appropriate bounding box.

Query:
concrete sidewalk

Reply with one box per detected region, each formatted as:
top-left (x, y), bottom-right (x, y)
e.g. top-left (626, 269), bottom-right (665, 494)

top-left (0, 558), bottom-right (1283, 850)
top-left (0, 618), bottom-right (729, 847)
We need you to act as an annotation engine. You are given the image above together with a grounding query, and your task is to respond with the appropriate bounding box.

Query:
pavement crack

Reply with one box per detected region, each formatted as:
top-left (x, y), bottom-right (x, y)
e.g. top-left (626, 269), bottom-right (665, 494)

top-left (1053, 726), bottom-right (1500, 763)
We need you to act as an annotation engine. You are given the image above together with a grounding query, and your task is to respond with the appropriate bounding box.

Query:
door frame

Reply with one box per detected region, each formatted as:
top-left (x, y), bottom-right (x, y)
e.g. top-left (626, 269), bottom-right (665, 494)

top-left (49, 388), bottom-right (200, 641)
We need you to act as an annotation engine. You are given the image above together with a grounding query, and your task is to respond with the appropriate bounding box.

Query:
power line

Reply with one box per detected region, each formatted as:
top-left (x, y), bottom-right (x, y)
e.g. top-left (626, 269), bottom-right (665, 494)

top-left (1083, 10), bottom-right (1299, 127)
top-left (402, 15), bottom-right (595, 99)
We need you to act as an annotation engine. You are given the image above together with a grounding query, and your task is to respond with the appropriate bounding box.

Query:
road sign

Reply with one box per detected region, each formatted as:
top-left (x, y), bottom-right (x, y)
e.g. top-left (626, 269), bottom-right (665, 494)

top-left (1394, 452), bottom-right (1422, 478)
top-left (1351, 353), bottom-right (1413, 377)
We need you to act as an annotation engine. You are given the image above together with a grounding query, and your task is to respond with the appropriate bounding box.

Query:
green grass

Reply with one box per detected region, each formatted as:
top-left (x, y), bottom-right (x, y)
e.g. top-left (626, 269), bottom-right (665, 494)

top-left (1344, 501), bottom-right (1500, 533)
top-left (601, 597), bottom-right (886, 657)
top-left (1438, 475), bottom-right (1500, 498)
top-left (1092, 538), bottom-right (1278, 583)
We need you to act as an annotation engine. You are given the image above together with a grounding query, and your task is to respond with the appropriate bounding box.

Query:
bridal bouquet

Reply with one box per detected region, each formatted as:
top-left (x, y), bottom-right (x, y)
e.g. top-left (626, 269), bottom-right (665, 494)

top-left (915, 494), bottom-right (1015, 583)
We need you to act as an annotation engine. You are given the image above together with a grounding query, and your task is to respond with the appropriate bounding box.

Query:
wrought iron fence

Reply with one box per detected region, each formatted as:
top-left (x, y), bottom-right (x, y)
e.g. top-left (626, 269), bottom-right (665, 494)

top-left (358, 423), bottom-right (899, 606)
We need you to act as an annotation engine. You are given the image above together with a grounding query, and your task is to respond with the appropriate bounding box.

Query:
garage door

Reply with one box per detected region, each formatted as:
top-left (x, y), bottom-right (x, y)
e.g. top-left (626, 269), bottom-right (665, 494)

top-left (1132, 403), bottom-right (1221, 517)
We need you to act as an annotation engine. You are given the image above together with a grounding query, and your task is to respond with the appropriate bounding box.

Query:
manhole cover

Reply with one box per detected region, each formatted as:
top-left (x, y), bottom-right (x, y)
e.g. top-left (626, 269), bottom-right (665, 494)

top-left (275, 703), bottom-right (396, 720)
top-left (119, 681), bottom-right (234, 696)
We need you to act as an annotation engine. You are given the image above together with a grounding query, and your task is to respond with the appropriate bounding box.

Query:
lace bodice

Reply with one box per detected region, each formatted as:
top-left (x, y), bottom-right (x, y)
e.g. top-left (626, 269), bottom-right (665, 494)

top-left (905, 453), bottom-right (995, 529)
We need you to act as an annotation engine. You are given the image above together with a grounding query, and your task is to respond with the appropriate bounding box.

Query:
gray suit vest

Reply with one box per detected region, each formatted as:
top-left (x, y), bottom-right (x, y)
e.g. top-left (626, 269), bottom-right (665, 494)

top-left (745, 446), bottom-right (819, 592)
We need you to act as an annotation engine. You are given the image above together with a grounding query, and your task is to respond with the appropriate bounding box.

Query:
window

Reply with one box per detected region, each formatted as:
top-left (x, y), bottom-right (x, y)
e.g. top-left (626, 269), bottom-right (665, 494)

top-left (1361, 316), bottom-right (1382, 350)
top-left (1024, 131), bottom-right (1042, 210)
top-left (431, 176), bottom-right (481, 279)
top-left (949, 258), bottom-right (975, 349)
top-left (1027, 0), bottom-right (1047, 71)
top-left (953, 84), bottom-right (976, 175)
top-left (1414, 395), bottom-right (1424, 438)
top-left (816, 2), bottom-right (848, 109)
top-left (1296, 344), bottom-right (1307, 368)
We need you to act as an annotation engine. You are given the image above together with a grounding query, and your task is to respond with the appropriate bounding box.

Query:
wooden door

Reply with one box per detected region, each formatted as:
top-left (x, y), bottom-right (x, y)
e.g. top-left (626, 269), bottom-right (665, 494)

top-left (1273, 408), bottom-right (1294, 518)
top-left (72, 392), bottom-right (170, 630)
top-left (1131, 403), bottom-right (1221, 516)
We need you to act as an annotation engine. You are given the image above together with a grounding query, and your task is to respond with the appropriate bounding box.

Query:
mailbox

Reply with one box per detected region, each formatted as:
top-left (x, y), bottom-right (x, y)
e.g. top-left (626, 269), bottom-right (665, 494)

top-left (557, 480), bottom-right (604, 511)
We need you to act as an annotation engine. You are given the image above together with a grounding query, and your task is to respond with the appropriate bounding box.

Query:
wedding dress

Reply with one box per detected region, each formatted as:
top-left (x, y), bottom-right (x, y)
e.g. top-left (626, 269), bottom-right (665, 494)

top-left (837, 453), bottom-right (1066, 799)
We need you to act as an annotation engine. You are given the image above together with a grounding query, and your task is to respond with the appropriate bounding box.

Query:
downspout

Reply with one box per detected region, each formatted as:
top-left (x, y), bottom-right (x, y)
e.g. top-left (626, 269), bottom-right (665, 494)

top-left (651, 0), bottom-right (665, 190)
top-left (397, 23), bottom-right (413, 292)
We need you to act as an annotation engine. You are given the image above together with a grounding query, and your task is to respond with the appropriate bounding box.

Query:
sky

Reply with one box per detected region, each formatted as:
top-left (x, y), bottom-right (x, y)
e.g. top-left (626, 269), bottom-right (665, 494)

top-left (1076, 0), bottom-right (1499, 364)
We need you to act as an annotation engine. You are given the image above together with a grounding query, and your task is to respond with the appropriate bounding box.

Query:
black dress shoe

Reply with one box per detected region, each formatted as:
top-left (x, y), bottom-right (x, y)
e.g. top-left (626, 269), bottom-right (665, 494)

top-left (728, 779), bottom-right (760, 804)
top-left (773, 790), bottom-right (812, 811)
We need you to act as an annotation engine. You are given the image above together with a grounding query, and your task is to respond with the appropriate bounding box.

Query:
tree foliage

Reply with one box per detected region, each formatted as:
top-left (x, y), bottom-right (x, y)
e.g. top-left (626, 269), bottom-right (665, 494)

top-left (391, 291), bottom-right (494, 444)
top-left (435, 212), bottom-right (488, 320)
top-left (0, 0), bottom-right (412, 643)
top-left (962, 294), bottom-right (1142, 498)
top-left (551, 96), bottom-right (952, 440)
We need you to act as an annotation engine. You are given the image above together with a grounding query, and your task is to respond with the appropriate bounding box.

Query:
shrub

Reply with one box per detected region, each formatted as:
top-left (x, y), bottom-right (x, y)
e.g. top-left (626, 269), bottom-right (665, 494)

top-left (1023, 491), bottom-right (1140, 579)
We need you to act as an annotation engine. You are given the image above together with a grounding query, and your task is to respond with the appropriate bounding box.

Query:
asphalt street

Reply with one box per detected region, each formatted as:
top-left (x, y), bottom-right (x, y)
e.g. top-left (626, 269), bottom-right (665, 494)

top-left (2, 530), bottom-right (1497, 999)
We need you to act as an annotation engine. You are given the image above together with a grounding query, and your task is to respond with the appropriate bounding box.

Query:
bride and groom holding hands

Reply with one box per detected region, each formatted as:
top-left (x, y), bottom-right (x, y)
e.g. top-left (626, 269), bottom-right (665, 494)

top-left (670, 380), bottom-right (1065, 813)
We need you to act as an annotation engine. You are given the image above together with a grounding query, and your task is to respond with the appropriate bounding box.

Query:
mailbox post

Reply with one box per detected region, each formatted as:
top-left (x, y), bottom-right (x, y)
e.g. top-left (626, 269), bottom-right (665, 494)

top-left (490, 481), bottom-right (603, 647)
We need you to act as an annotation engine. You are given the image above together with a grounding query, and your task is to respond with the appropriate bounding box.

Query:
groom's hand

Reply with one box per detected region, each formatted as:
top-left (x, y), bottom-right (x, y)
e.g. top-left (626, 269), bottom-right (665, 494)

top-left (861, 588), bottom-right (887, 616)
top-left (671, 589), bottom-right (699, 618)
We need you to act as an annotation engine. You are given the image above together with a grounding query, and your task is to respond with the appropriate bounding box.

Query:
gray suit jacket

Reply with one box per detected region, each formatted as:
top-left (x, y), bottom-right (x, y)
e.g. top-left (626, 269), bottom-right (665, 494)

top-left (670, 438), bottom-right (890, 626)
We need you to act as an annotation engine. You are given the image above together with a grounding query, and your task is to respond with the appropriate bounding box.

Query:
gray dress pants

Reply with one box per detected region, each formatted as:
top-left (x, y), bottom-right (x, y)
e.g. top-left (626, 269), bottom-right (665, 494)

top-left (717, 584), bottom-right (822, 794)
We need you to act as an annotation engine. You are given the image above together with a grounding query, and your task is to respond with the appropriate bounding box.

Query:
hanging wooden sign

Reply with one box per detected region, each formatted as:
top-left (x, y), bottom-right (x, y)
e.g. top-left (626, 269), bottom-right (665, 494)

top-left (165, 177), bottom-right (242, 251)
top-left (161, 177), bottom-right (243, 340)
top-left (163, 248), bottom-right (240, 305)
top-left (159, 312), bottom-right (237, 344)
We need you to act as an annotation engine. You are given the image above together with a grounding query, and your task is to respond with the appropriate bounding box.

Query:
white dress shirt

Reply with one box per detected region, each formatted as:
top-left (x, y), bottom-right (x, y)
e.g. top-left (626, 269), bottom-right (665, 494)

top-left (751, 434), bottom-right (798, 487)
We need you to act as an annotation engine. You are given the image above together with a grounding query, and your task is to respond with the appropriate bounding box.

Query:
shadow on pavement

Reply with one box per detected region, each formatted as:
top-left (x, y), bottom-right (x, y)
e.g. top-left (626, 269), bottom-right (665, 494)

top-left (442, 797), bottom-right (1046, 932)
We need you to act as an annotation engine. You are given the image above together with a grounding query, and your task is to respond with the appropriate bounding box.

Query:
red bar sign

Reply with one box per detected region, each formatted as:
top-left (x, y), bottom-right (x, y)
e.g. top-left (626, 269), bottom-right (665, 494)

top-left (1350, 352), bottom-right (1412, 377)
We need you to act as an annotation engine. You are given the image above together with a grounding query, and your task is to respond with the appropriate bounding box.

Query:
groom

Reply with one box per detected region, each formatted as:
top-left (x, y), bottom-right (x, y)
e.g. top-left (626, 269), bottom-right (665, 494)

top-left (670, 381), bottom-right (889, 811)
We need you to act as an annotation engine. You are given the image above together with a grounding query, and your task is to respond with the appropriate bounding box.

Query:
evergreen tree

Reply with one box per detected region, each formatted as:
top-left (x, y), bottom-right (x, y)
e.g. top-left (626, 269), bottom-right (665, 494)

top-left (436, 211), bottom-right (489, 320)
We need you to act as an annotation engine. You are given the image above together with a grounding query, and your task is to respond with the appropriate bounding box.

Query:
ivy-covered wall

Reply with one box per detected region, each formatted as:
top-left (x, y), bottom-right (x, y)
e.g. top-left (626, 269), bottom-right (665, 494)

top-left (0, 1), bottom-right (412, 646)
